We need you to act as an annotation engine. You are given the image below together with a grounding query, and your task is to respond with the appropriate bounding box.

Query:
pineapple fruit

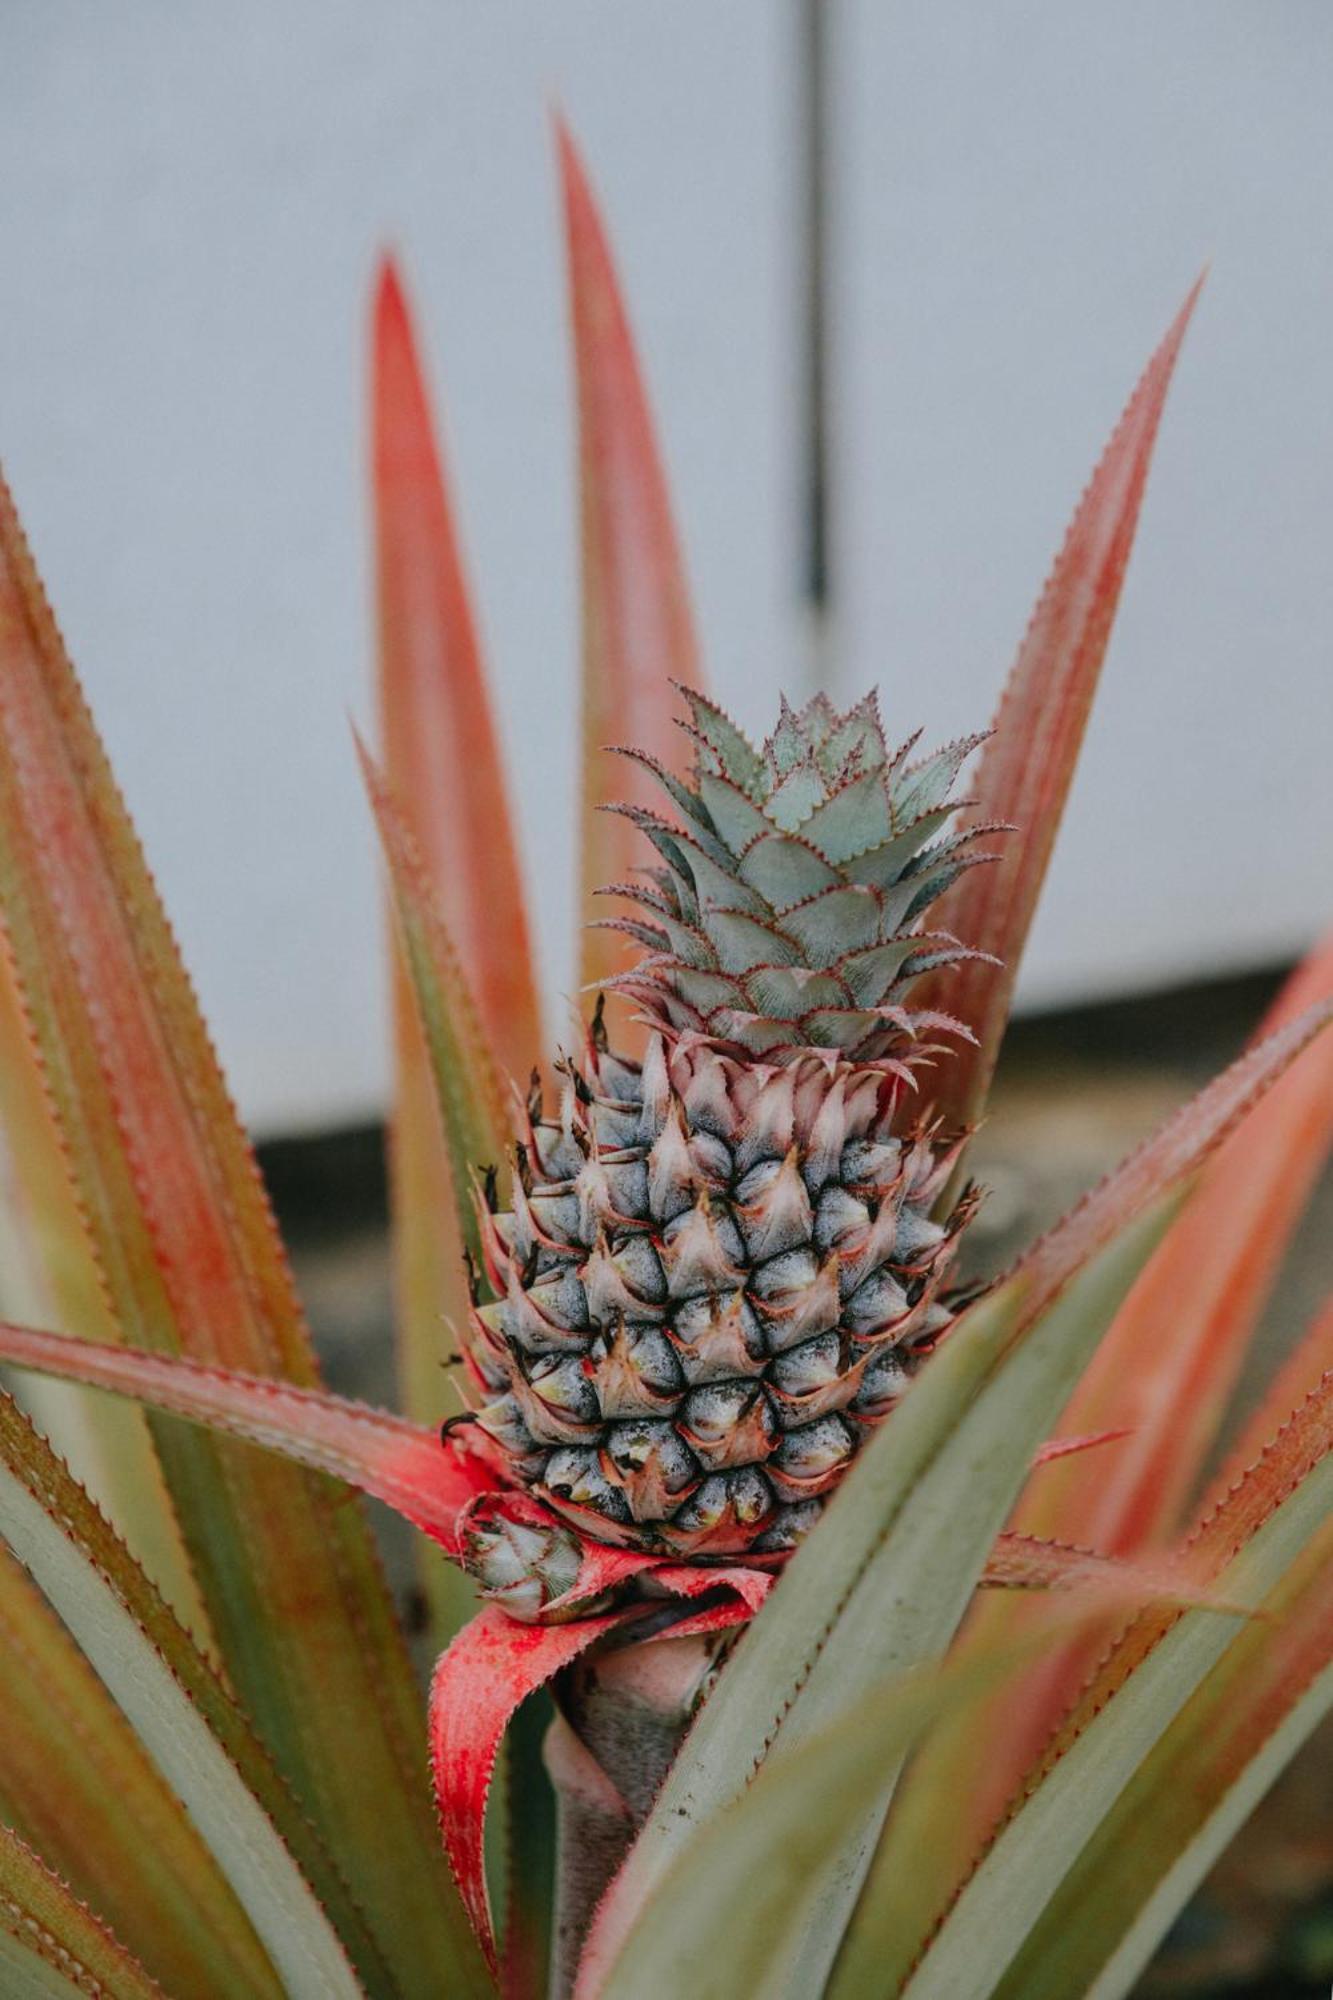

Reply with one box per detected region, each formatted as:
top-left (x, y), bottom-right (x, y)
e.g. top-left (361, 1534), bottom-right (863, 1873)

top-left (463, 689), bottom-right (1000, 1572)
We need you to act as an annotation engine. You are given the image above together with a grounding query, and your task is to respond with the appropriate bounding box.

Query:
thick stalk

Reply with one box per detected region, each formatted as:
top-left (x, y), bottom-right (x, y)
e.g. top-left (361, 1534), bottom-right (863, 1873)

top-left (544, 1633), bottom-right (718, 1999)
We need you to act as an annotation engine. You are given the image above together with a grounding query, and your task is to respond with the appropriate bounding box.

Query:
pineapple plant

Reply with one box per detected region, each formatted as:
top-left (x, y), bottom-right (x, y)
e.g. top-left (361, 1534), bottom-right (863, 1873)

top-left (0, 119), bottom-right (1326, 2000)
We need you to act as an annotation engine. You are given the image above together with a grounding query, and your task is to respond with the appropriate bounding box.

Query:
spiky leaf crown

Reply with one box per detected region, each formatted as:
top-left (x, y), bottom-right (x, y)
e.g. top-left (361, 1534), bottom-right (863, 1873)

top-left (601, 689), bottom-right (1000, 1069)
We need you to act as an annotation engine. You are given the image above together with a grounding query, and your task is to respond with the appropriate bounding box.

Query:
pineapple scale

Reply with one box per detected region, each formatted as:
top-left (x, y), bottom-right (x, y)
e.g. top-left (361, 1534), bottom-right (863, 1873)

top-left (465, 1028), bottom-right (971, 1561)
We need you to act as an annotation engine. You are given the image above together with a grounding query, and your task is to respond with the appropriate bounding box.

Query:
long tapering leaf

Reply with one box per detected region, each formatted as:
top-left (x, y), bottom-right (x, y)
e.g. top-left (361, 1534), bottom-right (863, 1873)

top-left (0, 1321), bottom-right (494, 1546)
top-left (578, 1002), bottom-right (1331, 1996)
top-left (358, 738), bottom-right (512, 1271)
top-left (917, 280), bottom-right (1203, 1129)
top-left (373, 256), bottom-right (543, 1080)
top-left (988, 1517), bottom-right (1333, 2000)
top-left (0, 471), bottom-right (485, 1995)
top-left (1032, 932), bottom-right (1333, 1553)
top-left (559, 119), bottom-right (705, 1044)
top-left (0, 1390), bottom-right (386, 1998)
top-left (0, 947), bottom-right (201, 1622)
top-left (372, 257), bottom-right (540, 1541)
top-left (934, 933), bottom-right (1333, 1862)
top-left (0, 1824), bottom-right (165, 2000)
top-left (1213, 1292), bottom-right (1333, 1499)
top-left (896, 1373), bottom-right (1333, 2000)
top-left (0, 1545), bottom-right (281, 1998)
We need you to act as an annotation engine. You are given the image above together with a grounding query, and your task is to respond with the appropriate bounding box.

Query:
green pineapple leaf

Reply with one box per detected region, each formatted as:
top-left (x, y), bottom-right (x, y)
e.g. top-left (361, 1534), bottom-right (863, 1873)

top-left (0, 1823), bottom-right (165, 2000)
top-left (0, 1391), bottom-right (382, 1998)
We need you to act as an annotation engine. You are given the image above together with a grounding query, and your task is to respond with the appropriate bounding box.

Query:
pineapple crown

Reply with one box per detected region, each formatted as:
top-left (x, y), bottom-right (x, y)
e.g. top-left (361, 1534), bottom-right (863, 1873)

top-left (598, 687), bottom-right (1004, 1070)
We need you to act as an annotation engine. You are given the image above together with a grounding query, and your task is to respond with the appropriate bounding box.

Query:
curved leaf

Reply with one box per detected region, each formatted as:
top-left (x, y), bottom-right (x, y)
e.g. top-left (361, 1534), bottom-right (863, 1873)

top-left (917, 279), bottom-right (1203, 1129)
top-left (898, 1404), bottom-right (1333, 2000)
top-left (1031, 931), bottom-right (1333, 1553)
top-left (989, 1516), bottom-right (1333, 2000)
top-left (0, 1321), bottom-right (494, 1548)
top-left (944, 935), bottom-right (1333, 1859)
top-left (0, 1391), bottom-right (382, 1998)
top-left (1213, 1291), bottom-right (1333, 1501)
top-left (558, 119), bottom-right (705, 1047)
top-left (0, 1546), bottom-right (281, 1999)
top-left (431, 1607), bottom-right (629, 1976)
top-left (0, 472), bottom-right (482, 1994)
top-left (0, 948), bottom-right (200, 1622)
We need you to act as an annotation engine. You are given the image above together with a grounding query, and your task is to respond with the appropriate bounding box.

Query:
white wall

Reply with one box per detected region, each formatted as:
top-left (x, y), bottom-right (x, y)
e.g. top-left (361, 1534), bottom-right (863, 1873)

top-left (834, 0), bottom-right (1333, 1009)
top-left (0, 3), bottom-right (1327, 1135)
top-left (0, 3), bottom-right (800, 1131)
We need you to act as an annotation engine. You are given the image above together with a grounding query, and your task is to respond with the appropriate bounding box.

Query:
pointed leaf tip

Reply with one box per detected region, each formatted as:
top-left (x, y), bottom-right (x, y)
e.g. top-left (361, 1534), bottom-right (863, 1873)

top-left (559, 117), bottom-right (706, 1048)
top-left (918, 275), bottom-right (1204, 1128)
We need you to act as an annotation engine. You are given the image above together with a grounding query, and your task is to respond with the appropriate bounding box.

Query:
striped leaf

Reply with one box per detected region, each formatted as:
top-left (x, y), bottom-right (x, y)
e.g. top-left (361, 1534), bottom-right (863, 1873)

top-left (0, 470), bottom-right (484, 1996)
top-left (0, 1546), bottom-right (281, 1999)
top-left (0, 1824), bottom-right (165, 2000)
top-left (0, 1390), bottom-right (386, 1997)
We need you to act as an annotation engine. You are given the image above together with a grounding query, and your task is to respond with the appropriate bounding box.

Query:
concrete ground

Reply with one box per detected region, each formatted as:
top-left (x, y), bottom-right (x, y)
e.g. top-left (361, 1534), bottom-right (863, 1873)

top-left (264, 966), bottom-right (1332, 1999)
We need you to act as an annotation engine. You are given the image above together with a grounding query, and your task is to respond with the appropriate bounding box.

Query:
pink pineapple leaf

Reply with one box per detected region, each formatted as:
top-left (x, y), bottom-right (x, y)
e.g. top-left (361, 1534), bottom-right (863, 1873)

top-left (558, 118), bottom-right (707, 1053)
top-left (372, 257), bottom-right (543, 1467)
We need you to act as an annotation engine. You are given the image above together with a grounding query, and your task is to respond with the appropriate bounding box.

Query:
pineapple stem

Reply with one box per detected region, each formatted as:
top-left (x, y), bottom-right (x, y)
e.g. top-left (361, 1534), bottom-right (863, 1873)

top-left (544, 1633), bottom-right (718, 1997)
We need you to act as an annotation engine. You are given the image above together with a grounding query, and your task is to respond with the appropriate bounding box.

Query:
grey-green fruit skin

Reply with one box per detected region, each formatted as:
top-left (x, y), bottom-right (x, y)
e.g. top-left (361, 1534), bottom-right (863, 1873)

top-left (459, 691), bottom-right (994, 1583)
top-left (467, 1029), bottom-right (971, 1561)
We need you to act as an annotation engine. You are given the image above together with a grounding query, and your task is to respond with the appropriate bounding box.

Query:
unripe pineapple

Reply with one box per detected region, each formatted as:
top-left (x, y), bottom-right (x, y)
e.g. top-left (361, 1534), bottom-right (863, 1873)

top-left (462, 690), bottom-right (998, 1567)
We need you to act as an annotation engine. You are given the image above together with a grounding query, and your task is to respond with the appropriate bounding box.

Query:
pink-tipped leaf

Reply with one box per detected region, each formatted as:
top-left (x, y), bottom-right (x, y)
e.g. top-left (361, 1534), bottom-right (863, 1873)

top-left (558, 119), bottom-right (706, 1045)
top-left (1027, 931), bottom-right (1333, 1556)
top-left (372, 262), bottom-right (542, 1568)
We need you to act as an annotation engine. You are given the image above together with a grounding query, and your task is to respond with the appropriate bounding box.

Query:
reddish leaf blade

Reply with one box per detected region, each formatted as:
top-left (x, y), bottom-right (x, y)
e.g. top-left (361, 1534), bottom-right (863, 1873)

top-left (1026, 932), bottom-right (1333, 1558)
top-left (0, 474), bottom-right (482, 1994)
top-left (983, 1530), bottom-right (1249, 1615)
top-left (918, 280), bottom-right (1203, 1128)
top-left (0, 1319), bottom-right (495, 1547)
top-left (559, 119), bottom-right (706, 1044)
top-left (1023, 1359), bottom-right (1333, 1789)
top-left (1213, 1292), bottom-right (1333, 1501)
top-left (431, 1606), bottom-right (630, 1973)
top-left (373, 255), bottom-right (543, 1079)
top-left (1012, 997), bottom-right (1332, 1326)
top-left (373, 260), bottom-right (542, 1547)
top-left (1030, 1428), bottom-right (1131, 1469)
top-left (954, 943), bottom-right (1333, 1843)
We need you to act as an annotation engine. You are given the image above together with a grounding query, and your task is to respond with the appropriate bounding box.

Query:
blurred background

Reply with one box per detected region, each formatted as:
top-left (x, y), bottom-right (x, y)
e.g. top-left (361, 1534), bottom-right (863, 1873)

top-left (0, 5), bottom-right (1330, 1993)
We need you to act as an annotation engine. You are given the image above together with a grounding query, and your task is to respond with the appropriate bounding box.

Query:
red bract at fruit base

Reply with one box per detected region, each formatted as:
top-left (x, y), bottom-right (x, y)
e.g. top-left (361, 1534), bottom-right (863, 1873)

top-left (0, 120), bottom-right (1328, 2000)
